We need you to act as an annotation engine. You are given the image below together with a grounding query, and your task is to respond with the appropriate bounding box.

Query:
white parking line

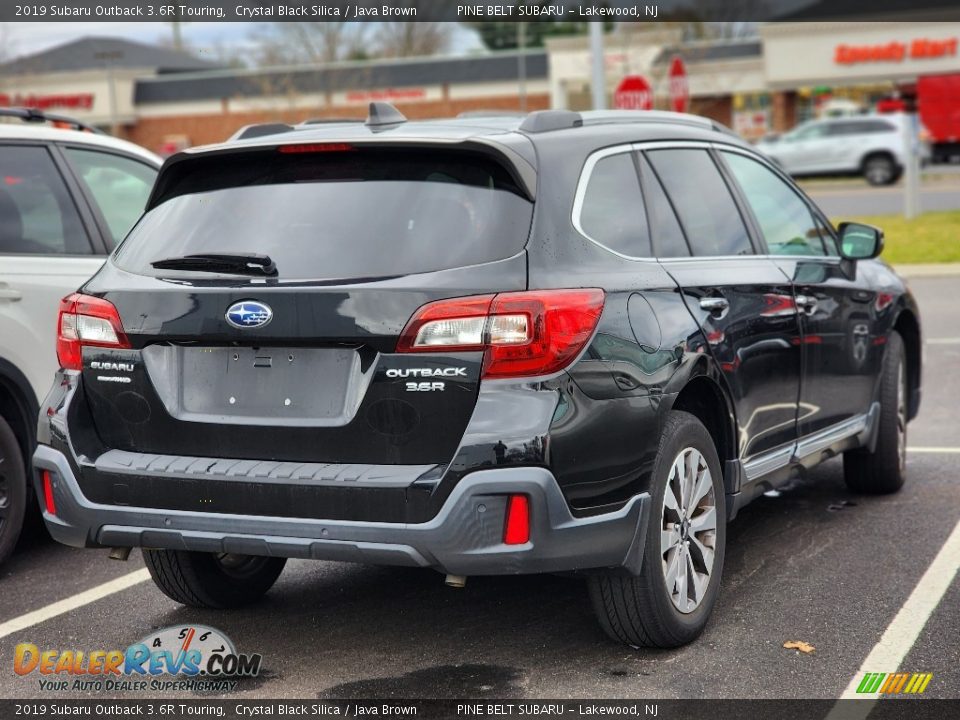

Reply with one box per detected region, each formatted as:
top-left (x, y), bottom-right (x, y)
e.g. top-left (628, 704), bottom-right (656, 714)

top-left (908, 447), bottom-right (960, 453)
top-left (826, 518), bottom-right (960, 718)
top-left (0, 569), bottom-right (149, 640)
top-left (926, 338), bottom-right (960, 345)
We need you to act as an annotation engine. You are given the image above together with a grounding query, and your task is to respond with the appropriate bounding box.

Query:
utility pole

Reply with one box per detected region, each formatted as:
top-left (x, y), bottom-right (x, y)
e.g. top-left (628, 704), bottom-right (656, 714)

top-left (94, 49), bottom-right (123, 136)
top-left (589, 23), bottom-right (606, 110)
top-left (517, 22), bottom-right (527, 113)
top-left (903, 111), bottom-right (921, 219)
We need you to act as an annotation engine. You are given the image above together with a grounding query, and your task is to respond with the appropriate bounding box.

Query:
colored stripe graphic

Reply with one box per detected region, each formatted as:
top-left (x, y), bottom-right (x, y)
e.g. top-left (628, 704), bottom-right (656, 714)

top-left (858, 672), bottom-right (932, 694)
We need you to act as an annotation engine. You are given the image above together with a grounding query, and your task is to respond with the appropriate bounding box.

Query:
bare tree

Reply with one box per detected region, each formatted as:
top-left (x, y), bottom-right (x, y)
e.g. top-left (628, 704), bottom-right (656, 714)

top-left (251, 23), bottom-right (368, 66)
top-left (373, 22), bottom-right (452, 58)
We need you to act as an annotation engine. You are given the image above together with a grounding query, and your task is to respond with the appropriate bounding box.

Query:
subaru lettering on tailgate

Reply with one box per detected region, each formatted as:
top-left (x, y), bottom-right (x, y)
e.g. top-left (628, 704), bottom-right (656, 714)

top-left (226, 301), bottom-right (273, 329)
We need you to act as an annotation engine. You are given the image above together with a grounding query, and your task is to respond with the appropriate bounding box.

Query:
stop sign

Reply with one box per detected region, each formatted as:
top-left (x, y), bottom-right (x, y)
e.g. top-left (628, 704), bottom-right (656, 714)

top-left (613, 75), bottom-right (653, 111)
top-left (668, 55), bottom-right (689, 113)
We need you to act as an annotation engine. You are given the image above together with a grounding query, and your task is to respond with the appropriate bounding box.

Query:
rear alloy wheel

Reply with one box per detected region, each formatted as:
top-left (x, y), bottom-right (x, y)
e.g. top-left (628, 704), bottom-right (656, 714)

top-left (863, 154), bottom-right (898, 186)
top-left (0, 415), bottom-right (26, 566)
top-left (143, 549), bottom-right (286, 608)
top-left (589, 411), bottom-right (726, 648)
top-left (844, 331), bottom-right (908, 494)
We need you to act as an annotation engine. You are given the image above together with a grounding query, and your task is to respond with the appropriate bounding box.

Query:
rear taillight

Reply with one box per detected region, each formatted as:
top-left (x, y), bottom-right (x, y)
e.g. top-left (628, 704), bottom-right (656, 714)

top-left (397, 289), bottom-right (605, 379)
top-left (56, 293), bottom-right (130, 371)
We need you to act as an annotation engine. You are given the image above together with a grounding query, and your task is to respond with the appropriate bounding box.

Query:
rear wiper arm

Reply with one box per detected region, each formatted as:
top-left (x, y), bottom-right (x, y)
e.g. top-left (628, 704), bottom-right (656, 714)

top-left (151, 253), bottom-right (278, 276)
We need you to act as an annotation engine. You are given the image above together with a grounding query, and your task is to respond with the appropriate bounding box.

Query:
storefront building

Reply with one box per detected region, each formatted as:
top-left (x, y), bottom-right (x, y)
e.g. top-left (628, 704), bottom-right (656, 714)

top-left (1, 22), bottom-right (957, 154)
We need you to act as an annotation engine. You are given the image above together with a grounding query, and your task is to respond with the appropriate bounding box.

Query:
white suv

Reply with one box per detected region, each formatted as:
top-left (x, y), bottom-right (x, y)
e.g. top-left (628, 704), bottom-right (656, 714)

top-left (755, 114), bottom-right (932, 186)
top-left (0, 110), bottom-right (160, 563)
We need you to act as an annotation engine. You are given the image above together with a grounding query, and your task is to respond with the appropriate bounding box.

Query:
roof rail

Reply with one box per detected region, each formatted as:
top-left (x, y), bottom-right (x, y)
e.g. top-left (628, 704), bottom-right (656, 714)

top-left (456, 110), bottom-right (526, 119)
top-left (300, 118), bottom-right (364, 125)
top-left (0, 107), bottom-right (104, 134)
top-left (229, 123), bottom-right (296, 141)
top-left (519, 110), bottom-right (583, 133)
top-left (366, 101), bottom-right (407, 128)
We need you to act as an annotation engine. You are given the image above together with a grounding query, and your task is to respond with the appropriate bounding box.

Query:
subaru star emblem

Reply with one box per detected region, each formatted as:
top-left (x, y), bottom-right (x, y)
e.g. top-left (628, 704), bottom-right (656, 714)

top-left (225, 301), bottom-right (273, 329)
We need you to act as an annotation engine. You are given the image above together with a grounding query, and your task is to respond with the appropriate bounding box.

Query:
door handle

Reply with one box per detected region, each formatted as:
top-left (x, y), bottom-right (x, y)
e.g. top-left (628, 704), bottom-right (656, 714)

top-left (699, 297), bottom-right (729, 316)
top-left (0, 286), bottom-right (21, 302)
top-left (795, 294), bottom-right (818, 315)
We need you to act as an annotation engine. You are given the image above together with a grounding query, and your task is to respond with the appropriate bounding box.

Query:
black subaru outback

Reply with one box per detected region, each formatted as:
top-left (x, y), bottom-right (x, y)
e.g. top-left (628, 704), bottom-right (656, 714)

top-left (33, 105), bottom-right (921, 647)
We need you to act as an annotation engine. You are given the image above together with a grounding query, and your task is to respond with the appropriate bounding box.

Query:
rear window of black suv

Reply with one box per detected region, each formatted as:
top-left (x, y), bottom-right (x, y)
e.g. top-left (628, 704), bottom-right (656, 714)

top-left (114, 147), bottom-right (533, 282)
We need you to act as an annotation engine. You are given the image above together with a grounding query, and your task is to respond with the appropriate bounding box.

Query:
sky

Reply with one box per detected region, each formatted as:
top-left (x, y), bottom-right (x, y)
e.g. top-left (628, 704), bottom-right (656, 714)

top-left (1, 22), bottom-right (485, 63)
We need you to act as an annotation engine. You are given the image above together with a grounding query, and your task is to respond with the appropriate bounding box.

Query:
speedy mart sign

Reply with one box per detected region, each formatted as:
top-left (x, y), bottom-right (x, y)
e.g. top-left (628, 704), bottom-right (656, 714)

top-left (763, 22), bottom-right (960, 87)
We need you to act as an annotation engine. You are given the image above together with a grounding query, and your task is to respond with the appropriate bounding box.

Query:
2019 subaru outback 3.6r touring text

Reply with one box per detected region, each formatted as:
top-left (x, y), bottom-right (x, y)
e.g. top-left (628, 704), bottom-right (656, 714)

top-left (33, 105), bottom-right (921, 647)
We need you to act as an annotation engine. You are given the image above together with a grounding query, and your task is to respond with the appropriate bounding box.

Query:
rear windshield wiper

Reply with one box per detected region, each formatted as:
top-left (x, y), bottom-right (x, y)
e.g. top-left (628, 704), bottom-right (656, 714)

top-left (150, 253), bottom-right (278, 276)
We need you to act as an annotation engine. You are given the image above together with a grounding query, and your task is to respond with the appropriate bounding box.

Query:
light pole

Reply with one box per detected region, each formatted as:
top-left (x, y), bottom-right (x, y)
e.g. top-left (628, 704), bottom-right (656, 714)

top-left (589, 23), bottom-right (605, 110)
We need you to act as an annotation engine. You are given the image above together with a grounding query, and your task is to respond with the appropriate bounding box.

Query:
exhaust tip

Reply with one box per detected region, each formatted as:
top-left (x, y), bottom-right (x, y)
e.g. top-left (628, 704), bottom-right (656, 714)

top-left (108, 547), bottom-right (132, 561)
top-left (444, 574), bottom-right (467, 588)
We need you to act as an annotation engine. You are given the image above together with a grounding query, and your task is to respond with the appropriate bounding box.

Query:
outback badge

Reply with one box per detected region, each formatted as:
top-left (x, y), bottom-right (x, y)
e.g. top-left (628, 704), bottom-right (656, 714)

top-left (225, 301), bottom-right (273, 329)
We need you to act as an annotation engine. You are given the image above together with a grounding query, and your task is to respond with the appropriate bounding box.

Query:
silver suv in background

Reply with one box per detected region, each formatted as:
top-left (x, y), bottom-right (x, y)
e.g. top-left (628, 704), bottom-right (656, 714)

top-left (0, 109), bottom-right (160, 564)
top-left (755, 114), bottom-right (932, 186)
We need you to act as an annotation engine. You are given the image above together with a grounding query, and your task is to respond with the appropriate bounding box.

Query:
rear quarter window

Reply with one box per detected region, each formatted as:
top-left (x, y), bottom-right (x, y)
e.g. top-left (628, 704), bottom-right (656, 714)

top-left (575, 151), bottom-right (651, 257)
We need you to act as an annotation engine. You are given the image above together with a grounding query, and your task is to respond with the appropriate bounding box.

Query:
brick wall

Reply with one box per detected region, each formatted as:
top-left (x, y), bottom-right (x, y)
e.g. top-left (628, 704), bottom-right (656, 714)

top-left (123, 93), bottom-right (552, 152)
top-left (689, 95), bottom-right (733, 128)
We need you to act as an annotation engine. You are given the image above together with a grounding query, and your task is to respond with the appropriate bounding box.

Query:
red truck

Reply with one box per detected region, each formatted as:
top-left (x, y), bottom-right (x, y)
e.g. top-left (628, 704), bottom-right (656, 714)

top-left (917, 74), bottom-right (960, 163)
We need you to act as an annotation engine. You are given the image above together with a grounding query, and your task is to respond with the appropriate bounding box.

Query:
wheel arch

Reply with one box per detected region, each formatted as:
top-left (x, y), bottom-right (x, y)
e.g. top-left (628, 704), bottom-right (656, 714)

top-left (892, 307), bottom-right (921, 420)
top-left (665, 370), bottom-right (739, 498)
top-left (0, 357), bottom-right (39, 475)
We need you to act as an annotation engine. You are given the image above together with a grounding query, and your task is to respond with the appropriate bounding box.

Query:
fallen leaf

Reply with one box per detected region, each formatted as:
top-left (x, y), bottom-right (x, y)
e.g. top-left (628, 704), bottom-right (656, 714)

top-left (783, 640), bottom-right (816, 654)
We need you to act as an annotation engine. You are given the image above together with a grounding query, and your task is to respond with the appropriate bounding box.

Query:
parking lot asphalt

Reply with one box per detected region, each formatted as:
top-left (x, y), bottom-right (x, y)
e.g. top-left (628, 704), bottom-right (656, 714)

top-left (1, 276), bottom-right (958, 702)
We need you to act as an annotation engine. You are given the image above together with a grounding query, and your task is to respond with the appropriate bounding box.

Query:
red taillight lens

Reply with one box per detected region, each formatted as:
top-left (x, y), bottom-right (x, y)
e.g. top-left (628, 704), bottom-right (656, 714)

top-left (396, 289), bottom-right (604, 379)
top-left (277, 143), bottom-right (354, 153)
top-left (503, 495), bottom-right (530, 545)
top-left (41, 470), bottom-right (56, 516)
top-left (56, 293), bottom-right (131, 371)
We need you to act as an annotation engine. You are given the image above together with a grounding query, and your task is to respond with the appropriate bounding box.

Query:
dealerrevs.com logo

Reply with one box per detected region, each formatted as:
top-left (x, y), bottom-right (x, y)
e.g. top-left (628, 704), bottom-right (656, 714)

top-left (14, 625), bottom-right (261, 693)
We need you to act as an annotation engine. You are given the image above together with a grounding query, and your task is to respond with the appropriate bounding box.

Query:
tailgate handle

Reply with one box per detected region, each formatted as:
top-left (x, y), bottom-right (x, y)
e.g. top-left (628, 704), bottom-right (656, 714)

top-left (0, 284), bottom-right (21, 302)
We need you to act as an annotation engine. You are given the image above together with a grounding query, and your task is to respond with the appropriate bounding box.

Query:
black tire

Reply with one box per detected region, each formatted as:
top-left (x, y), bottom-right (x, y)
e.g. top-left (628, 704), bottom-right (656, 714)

top-left (142, 549), bottom-right (286, 608)
top-left (863, 153), bottom-right (899, 186)
top-left (588, 411), bottom-right (726, 648)
top-left (0, 415), bottom-right (27, 566)
top-left (844, 331), bottom-right (907, 495)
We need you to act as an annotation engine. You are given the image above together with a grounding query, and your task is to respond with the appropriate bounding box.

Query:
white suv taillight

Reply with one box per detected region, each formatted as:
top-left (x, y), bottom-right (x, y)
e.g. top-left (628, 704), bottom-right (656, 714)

top-left (56, 293), bottom-right (131, 371)
top-left (396, 289), bottom-right (605, 379)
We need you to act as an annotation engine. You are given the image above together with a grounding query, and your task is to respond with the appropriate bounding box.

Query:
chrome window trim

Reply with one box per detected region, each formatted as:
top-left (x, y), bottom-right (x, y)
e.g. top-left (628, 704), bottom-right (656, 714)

top-left (570, 138), bottom-right (837, 263)
top-left (570, 143), bottom-right (651, 262)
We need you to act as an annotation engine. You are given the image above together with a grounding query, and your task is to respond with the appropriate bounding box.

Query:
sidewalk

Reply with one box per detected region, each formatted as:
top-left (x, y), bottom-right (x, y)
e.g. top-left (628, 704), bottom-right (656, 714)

top-left (893, 263), bottom-right (960, 278)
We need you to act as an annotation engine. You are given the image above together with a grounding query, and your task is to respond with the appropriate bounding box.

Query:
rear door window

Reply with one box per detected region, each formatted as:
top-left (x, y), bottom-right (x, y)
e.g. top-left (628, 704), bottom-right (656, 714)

top-left (63, 147), bottom-right (157, 245)
top-left (0, 144), bottom-right (91, 255)
top-left (115, 147), bottom-right (533, 281)
top-left (576, 151), bottom-right (651, 257)
top-left (646, 148), bottom-right (753, 257)
top-left (637, 154), bottom-right (689, 258)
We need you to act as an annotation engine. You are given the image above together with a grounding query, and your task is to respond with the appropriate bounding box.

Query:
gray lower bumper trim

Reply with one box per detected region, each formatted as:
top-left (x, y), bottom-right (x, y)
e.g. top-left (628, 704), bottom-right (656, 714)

top-left (33, 445), bottom-right (650, 577)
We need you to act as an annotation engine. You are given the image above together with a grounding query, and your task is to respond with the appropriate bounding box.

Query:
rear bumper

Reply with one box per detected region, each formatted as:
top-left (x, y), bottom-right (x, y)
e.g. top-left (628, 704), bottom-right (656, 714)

top-left (32, 444), bottom-right (650, 577)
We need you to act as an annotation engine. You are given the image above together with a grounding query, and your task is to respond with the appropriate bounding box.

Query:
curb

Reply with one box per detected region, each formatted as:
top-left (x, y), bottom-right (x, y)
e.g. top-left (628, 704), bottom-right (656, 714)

top-left (894, 264), bottom-right (960, 278)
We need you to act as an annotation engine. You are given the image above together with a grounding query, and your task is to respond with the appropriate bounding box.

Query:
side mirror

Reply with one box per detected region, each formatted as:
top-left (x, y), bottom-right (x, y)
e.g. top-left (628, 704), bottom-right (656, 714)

top-left (837, 222), bottom-right (884, 260)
